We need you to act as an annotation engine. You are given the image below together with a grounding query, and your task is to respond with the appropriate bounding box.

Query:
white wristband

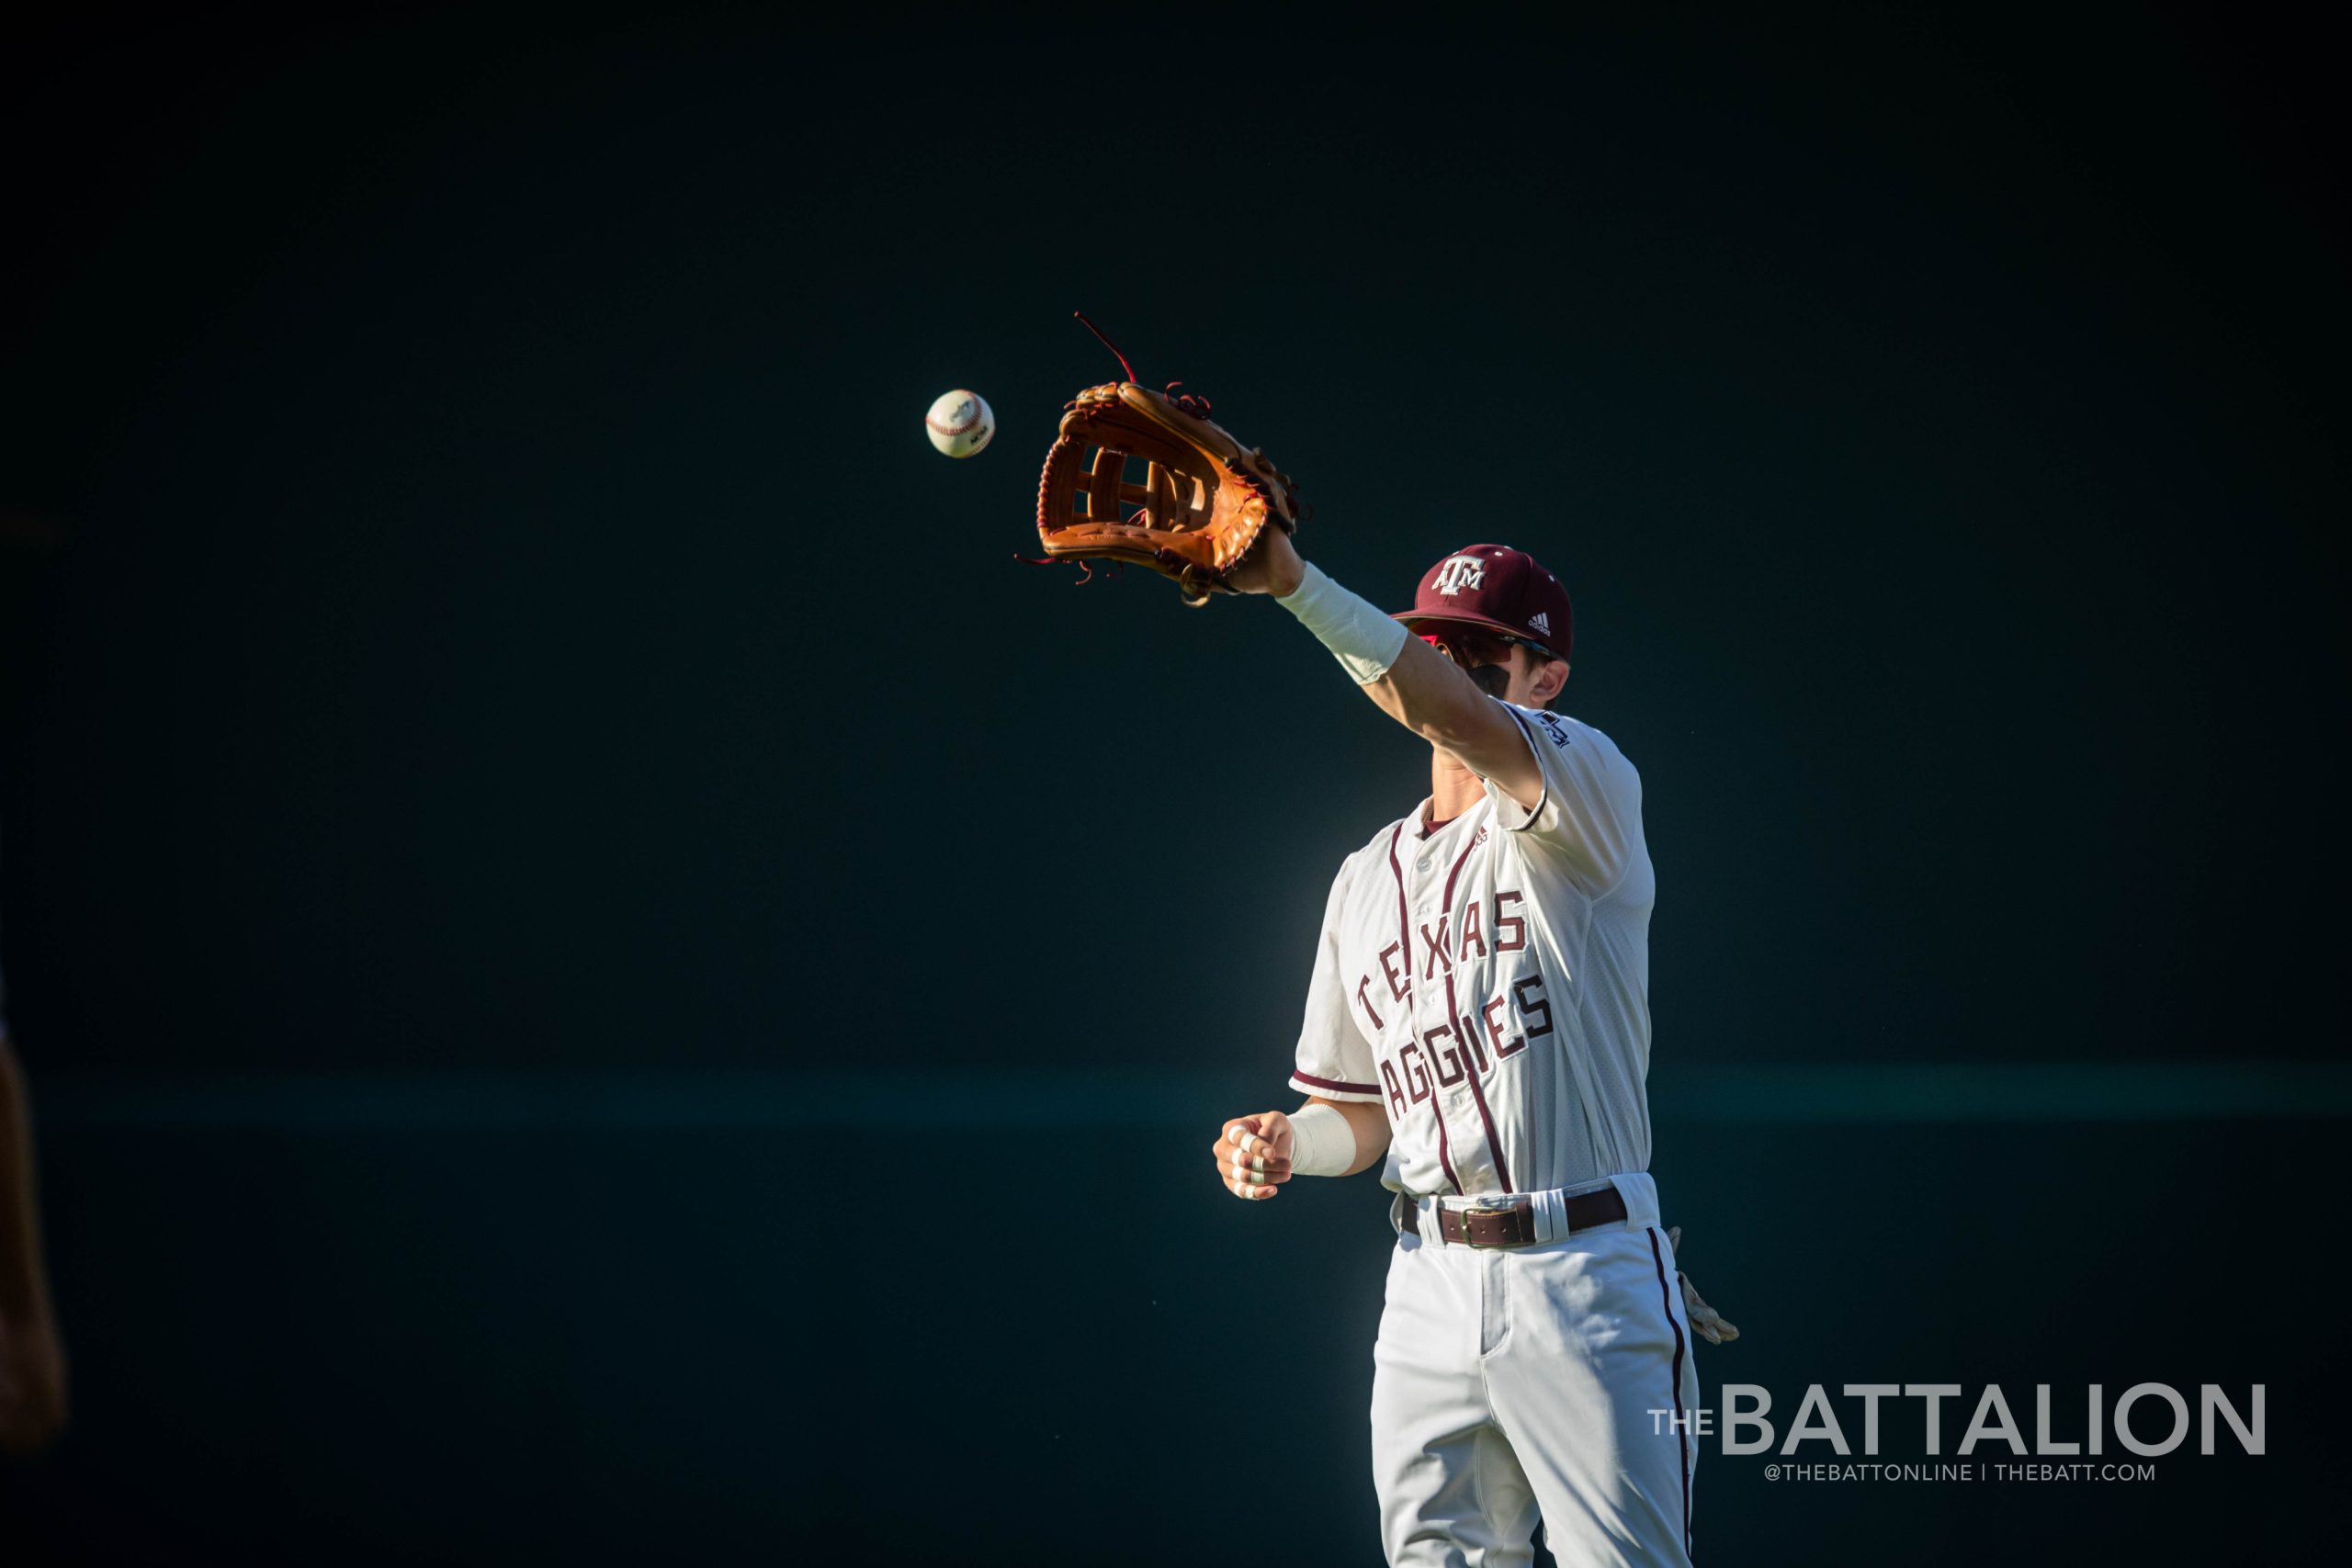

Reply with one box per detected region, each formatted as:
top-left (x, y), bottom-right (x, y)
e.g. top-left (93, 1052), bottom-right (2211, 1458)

top-left (1286, 1102), bottom-right (1357, 1178)
top-left (1276, 561), bottom-right (1410, 685)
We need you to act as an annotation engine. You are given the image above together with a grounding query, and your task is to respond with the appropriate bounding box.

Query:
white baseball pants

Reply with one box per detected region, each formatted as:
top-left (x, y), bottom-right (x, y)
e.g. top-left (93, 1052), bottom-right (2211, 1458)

top-left (1371, 1177), bottom-right (1700, 1567)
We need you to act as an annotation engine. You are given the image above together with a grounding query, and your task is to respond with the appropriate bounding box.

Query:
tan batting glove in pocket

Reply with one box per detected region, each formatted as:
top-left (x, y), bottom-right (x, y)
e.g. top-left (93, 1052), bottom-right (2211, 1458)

top-left (1666, 1225), bottom-right (1742, 1345)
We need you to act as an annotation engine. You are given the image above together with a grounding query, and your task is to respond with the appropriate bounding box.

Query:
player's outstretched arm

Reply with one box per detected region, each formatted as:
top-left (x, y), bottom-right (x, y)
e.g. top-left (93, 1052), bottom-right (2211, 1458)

top-left (1226, 529), bottom-right (1544, 809)
top-left (1209, 1098), bottom-right (1391, 1201)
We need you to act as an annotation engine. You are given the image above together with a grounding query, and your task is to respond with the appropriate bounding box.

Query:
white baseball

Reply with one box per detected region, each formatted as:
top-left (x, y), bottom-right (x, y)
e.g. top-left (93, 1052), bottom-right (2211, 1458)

top-left (925, 389), bottom-right (995, 458)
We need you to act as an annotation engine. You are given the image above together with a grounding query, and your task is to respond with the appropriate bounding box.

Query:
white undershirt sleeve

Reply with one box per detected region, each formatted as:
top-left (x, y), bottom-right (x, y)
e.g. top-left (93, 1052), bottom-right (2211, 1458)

top-left (1276, 561), bottom-right (1410, 685)
top-left (1285, 1102), bottom-right (1357, 1178)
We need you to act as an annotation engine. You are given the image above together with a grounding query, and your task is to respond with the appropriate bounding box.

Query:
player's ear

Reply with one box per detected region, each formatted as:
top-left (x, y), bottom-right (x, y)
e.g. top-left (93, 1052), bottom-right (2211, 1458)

top-left (1530, 655), bottom-right (1569, 705)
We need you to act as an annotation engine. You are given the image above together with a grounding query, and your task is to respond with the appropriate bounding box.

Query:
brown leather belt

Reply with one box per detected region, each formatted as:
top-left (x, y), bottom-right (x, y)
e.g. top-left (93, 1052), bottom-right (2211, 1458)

top-left (1432, 1186), bottom-right (1628, 1248)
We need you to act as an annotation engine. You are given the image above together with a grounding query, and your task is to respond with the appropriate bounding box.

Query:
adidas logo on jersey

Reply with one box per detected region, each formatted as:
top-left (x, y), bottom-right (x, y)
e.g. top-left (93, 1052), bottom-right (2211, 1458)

top-left (1432, 556), bottom-right (1485, 595)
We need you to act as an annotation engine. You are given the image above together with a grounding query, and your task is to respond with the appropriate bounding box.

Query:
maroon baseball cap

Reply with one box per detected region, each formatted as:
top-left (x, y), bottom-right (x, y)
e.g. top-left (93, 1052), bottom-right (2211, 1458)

top-left (1391, 543), bottom-right (1573, 660)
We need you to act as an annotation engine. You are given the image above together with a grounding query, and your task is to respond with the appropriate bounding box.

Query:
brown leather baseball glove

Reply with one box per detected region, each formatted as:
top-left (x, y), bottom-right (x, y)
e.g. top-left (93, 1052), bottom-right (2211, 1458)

top-left (1035, 378), bottom-right (1301, 606)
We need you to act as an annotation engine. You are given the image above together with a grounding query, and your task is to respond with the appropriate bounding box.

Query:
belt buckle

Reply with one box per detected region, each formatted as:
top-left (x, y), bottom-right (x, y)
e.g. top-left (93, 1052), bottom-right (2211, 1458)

top-left (1458, 1197), bottom-right (1520, 1248)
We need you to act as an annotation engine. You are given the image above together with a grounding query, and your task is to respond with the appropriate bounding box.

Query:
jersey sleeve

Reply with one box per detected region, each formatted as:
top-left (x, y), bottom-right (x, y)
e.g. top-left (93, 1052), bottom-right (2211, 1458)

top-left (1288, 867), bottom-right (1385, 1104)
top-left (1482, 704), bottom-right (1643, 894)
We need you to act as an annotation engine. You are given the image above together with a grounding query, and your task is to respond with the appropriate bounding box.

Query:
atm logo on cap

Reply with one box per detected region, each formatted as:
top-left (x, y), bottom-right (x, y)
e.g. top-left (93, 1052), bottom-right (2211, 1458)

top-left (1432, 556), bottom-right (1486, 595)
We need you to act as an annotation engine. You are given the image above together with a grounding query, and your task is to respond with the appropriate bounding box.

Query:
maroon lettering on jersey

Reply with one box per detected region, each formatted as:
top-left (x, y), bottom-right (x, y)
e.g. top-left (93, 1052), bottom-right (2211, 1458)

top-left (1457, 898), bottom-right (1486, 961)
top-left (1419, 917), bottom-right (1452, 979)
top-left (1379, 1060), bottom-right (1409, 1118)
top-left (1378, 942), bottom-right (1410, 1002)
top-left (1355, 975), bottom-right (1386, 1032)
top-left (1484, 995), bottom-right (1524, 1059)
top-left (1425, 1022), bottom-right (1465, 1086)
top-left (1458, 1008), bottom-right (1491, 1075)
top-left (1399, 1042), bottom-right (1432, 1103)
top-left (1513, 974), bottom-right (1553, 1042)
top-left (1496, 888), bottom-right (1527, 952)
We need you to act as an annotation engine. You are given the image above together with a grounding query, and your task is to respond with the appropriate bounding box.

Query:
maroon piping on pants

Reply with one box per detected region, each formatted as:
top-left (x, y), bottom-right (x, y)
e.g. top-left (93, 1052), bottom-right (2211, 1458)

top-left (1646, 1226), bottom-right (1693, 1560)
top-left (1439, 825), bottom-right (1512, 1192)
top-left (1387, 821), bottom-right (1462, 1194)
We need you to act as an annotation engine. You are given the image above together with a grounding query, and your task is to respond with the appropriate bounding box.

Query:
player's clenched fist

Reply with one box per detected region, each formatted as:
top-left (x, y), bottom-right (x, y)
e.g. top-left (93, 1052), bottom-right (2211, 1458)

top-left (1212, 1113), bottom-right (1295, 1201)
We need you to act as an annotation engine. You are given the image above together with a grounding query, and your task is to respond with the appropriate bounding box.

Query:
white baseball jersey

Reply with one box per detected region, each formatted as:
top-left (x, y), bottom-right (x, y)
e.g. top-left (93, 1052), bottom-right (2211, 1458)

top-left (1288, 701), bottom-right (1654, 1199)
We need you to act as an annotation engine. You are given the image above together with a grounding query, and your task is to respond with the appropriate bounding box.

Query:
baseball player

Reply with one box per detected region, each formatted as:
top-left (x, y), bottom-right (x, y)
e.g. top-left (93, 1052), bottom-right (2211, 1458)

top-left (1208, 529), bottom-right (1715, 1566)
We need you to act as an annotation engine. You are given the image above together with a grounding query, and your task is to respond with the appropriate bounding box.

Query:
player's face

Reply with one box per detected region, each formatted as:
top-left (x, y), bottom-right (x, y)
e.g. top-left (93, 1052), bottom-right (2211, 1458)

top-left (1419, 626), bottom-right (1555, 704)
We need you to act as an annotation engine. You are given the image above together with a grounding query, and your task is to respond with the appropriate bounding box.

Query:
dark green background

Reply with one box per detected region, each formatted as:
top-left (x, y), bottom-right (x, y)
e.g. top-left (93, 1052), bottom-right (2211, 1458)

top-left (2, 6), bottom-right (2343, 1563)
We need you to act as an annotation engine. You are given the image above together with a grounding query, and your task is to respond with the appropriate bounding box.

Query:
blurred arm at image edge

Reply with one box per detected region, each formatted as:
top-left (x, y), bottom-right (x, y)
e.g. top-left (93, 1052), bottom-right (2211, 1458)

top-left (0, 994), bottom-right (71, 1456)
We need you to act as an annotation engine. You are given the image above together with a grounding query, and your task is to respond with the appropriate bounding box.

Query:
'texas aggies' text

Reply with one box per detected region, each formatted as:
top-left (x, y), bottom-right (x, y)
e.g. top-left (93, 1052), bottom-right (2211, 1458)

top-left (1354, 884), bottom-right (1554, 1120)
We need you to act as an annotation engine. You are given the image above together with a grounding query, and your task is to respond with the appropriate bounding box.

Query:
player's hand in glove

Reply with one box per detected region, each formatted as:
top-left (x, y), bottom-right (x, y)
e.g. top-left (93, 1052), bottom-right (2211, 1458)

top-left (1222, 519), bottom-right (1306, 598)
top-left (1032, 320), bottom-right (1305, 605)
top-left (1210, 1113), bottom-right (1295, 1201)
top-left (1667, 1225), bottom-right (1741, 1345)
